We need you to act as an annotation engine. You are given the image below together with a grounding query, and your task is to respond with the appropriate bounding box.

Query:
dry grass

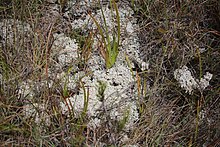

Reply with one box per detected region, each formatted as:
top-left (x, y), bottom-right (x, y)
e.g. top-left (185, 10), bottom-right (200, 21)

top-left (131, 0), bottom-right (220, 146)
top-left (0, 0), bottom-right (220, 146)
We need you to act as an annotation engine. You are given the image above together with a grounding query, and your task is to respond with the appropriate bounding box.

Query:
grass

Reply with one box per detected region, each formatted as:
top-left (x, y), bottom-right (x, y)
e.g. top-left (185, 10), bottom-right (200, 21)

top-left (89, 0), bottom-right (120, 69)
top-left (0, 0), bottom-right (220, 146)
top-left (96, 80), bottom-right (107, 102)
top-left (129, 0), bottom-right (220, 146)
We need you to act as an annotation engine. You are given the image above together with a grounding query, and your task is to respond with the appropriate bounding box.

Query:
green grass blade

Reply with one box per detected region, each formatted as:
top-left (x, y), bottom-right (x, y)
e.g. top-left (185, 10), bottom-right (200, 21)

top-left (88, 13), bottom-right (107, 50)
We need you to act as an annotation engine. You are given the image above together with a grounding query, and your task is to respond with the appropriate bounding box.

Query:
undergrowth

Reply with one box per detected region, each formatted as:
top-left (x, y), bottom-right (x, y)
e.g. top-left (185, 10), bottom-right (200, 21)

top-left (0, 0), bottom-right (219, 146)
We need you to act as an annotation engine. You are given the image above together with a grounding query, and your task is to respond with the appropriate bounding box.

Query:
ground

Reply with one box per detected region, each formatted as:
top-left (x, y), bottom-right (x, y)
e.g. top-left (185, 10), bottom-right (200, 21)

top-left (0, 0), bottom-right (220, 146)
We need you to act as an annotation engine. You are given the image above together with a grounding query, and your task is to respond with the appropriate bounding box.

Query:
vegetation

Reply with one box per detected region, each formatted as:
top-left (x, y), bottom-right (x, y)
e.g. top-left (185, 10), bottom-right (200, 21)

top-left (0, 0), bottom-right (219, 146)
top-left (89, 0), bottom-right (120, 69)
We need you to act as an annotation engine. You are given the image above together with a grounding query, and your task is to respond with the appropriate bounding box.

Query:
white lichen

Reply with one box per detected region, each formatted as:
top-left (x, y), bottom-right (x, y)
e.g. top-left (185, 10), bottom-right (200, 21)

top-left (52, 33), bottom-right (79, 66)
top-left (199, 72), bottom-right (213, 90)
top-left (174, 66), bottom-right (212, 94)
top-left (54, 1), bottom-right (141, 132)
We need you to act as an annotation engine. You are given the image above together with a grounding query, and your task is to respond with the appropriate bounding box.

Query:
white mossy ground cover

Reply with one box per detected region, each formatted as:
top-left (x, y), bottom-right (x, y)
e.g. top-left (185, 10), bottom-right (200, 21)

top-left (0, 0), bottom-right (144, 144)
top-left (56, 1), bottom-right (143, 130)
top-left (174, 66), bottom-right (213, 94)
top-left (0, 0), bottom-right (145, 132)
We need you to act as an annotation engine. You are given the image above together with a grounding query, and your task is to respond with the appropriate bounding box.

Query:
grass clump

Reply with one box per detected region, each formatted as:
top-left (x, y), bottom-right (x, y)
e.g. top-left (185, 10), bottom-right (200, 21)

top-left (89, 0), bottom-right (120, 69)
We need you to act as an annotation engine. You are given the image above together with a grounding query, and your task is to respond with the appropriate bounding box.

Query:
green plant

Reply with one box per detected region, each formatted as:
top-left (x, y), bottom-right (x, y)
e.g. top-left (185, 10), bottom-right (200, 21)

top-left (89, 0), bottom-right (120, 69)
top-left (79, 31), bottom-right (94, 70)
top-left (125, 53), bottom-right (135, 78)
top-left (193, 48), bottom-right (203, 143)
top-left (70, 28), bottom-right (87, 48)
top-left (69, 28), bottom-right (94, 70)
top-left (96, 80), bottom-right (107, 102)
top-left (69, 80), bottom-right (89, 146)
top-left (80, 80), bottom-right (89, 119)
top-left (117, 108), bottom-right (130, 132)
